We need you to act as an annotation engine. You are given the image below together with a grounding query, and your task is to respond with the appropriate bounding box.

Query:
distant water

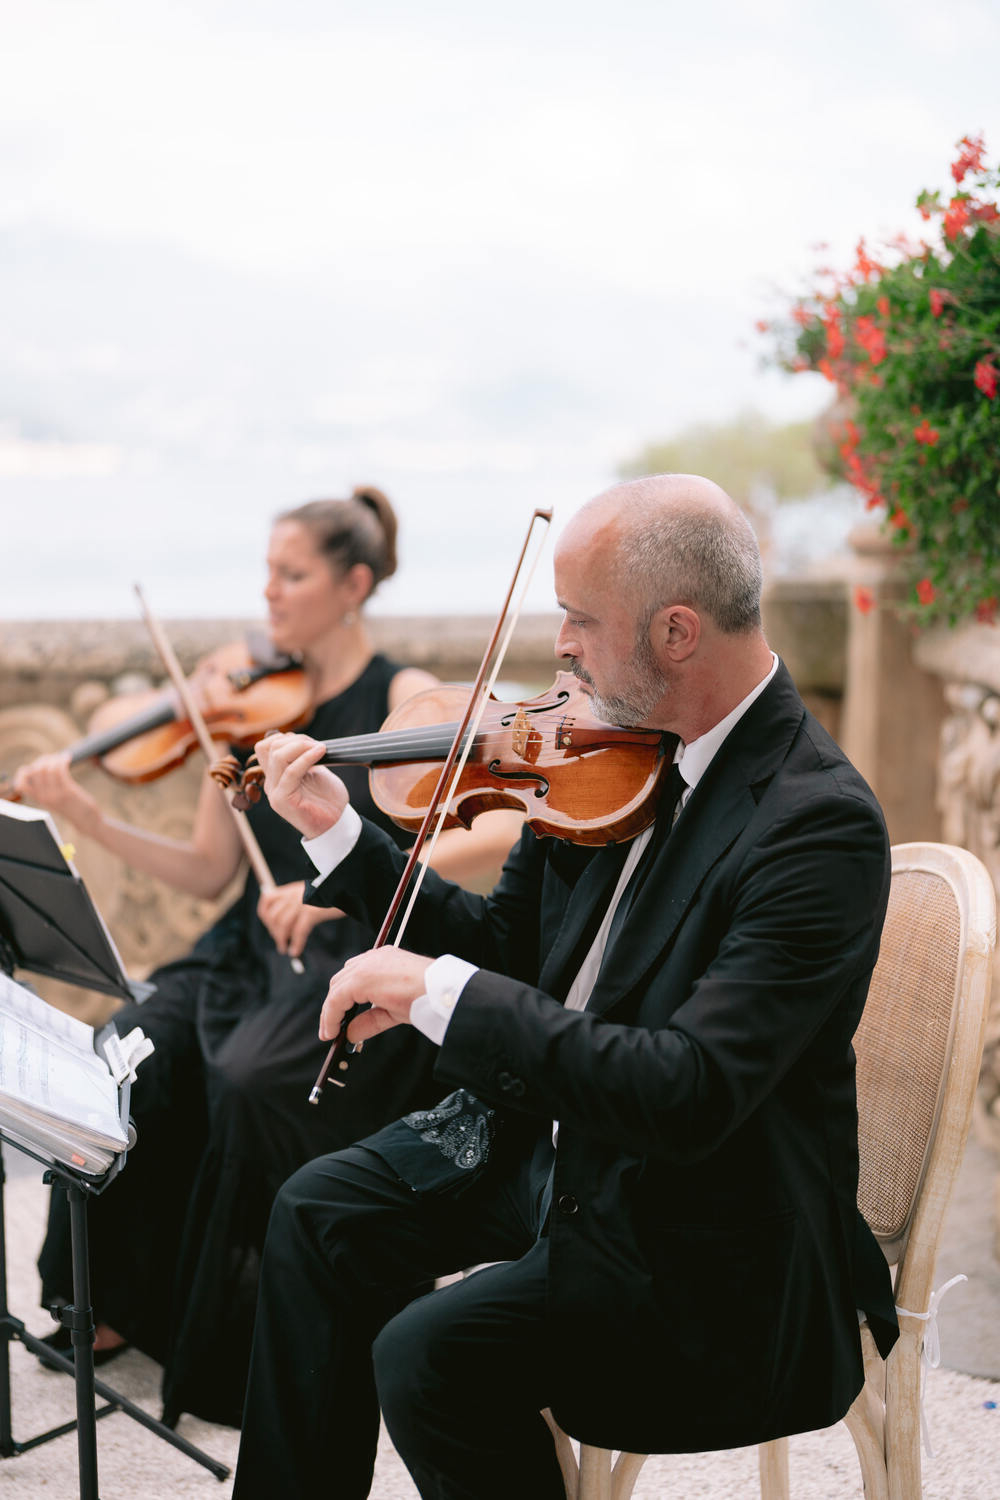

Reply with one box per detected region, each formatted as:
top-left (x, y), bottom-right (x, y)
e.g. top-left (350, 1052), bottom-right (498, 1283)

top-left (2, 467), bottom-right (861, 622)
top-left (2, 464), bottom-right (587, 620)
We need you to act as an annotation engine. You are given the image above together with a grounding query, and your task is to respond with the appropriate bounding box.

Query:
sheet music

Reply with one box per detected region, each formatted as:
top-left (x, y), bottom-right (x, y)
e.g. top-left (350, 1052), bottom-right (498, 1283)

top-left (0, 968), bottom-right (105, 1062)
top-left (0, 970), bottom-right (131, 1175)
top-left (0, 799), bottom-right (153, 1172)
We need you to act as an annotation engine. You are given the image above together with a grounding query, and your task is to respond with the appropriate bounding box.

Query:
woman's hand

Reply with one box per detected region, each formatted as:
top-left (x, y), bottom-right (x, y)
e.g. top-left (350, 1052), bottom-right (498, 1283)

top-left (11, 752), bottom-right (102, 837)
top-left (252, 733), bottom-right (349, 840)
top-left (256, 881), bottom-right (345, 960)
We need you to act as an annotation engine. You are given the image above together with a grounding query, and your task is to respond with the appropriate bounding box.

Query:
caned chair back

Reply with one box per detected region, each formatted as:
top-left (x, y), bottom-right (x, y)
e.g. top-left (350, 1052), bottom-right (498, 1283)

top-left (854, 849), bottom-right (969, 1264)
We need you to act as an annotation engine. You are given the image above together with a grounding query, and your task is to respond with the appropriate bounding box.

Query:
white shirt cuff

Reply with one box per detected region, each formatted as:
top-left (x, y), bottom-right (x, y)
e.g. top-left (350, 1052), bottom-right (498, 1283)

top-left (302, 804), bottom-right (363, 881)
top-left (410, 954), bottom-right (478, 1045)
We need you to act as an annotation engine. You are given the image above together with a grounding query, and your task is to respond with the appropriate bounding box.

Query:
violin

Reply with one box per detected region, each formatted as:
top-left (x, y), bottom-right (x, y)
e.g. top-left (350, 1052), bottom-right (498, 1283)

top-left (212, 670), bottom-right (670, 847)
top-left (1, 638), bottom-right (310, 799)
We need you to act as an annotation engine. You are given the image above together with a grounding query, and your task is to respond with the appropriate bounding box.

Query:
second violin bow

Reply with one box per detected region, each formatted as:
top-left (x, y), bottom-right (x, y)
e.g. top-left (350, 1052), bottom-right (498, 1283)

top-left (134, 584), bottom-right (305, 976)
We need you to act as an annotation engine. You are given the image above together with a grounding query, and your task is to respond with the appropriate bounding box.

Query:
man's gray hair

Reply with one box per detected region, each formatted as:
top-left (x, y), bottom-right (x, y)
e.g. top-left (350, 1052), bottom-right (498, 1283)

top-left (612, 478), bottom-right (763, 634)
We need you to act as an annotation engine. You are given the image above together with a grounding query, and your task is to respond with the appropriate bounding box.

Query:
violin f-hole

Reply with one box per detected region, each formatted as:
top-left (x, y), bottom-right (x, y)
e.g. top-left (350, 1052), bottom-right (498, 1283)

top-left (498, 689), bottom-right (570, 727)
top-left (487, 762), bottom-right (550, 798)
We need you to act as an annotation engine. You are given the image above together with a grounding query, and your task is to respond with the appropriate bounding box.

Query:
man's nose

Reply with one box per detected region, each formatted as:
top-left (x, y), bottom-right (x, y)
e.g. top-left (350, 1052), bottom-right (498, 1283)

top-left (554, 617), bottom-right (577, 661)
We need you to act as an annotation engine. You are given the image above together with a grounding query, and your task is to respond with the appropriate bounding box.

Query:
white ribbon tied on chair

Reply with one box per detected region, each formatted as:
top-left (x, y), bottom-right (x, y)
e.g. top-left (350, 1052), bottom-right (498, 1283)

top-left (895, 1272), bottom-right (968, 1457)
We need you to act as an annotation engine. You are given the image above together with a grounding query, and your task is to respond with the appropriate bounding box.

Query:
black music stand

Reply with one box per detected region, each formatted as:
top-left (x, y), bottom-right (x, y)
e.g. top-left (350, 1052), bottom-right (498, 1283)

top-left (0, 802), bottom-right (229, 1495)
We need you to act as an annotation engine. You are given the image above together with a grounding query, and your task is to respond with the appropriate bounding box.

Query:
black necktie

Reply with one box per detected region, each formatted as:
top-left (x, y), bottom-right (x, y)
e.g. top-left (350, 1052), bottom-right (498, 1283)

top-left (602, 762), bottom-right (685, 957)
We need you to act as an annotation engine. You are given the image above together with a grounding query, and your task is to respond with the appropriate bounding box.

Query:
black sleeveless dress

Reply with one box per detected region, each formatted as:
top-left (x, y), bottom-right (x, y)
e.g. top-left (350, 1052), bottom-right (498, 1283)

top-left (38, 655), bottom-right (442, 1427)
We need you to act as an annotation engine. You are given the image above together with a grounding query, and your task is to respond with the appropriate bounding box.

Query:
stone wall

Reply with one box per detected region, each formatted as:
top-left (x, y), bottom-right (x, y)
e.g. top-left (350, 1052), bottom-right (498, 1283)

top-left (913, 623), bottom-right (1000, 1178)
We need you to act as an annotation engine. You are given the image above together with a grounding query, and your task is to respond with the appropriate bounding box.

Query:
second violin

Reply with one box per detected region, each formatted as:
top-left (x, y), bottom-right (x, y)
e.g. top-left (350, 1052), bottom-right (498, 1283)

top-left (0, 637), bottom-right (308, 800)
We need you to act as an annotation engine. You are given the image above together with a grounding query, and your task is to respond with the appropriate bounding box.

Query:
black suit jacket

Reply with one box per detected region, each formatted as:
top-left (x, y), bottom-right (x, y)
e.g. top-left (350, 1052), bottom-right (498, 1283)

top-left (312, 662), bottom-right (897, 1452)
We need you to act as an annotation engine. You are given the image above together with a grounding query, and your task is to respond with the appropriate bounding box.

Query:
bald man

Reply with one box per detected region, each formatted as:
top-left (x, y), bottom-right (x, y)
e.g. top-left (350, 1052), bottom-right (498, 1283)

top-left (233, 475), bottom-right (897, 1500)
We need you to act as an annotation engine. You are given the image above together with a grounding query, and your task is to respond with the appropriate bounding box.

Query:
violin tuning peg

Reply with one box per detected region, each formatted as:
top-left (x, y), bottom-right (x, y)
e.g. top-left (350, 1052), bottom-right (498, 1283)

top-left (208, 753), bottom-right (240, 788)
top-left (242, 766), bottom-right (265, 803)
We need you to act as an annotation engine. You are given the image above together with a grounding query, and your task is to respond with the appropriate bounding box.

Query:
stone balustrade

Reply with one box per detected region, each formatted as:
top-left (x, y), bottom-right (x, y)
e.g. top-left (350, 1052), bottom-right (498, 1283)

top-left (913, 624), bottom-right (1000, 1200)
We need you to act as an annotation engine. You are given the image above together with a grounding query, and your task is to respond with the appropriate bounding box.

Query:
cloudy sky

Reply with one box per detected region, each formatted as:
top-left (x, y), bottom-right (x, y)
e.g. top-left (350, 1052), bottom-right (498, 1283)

top-left (2, 0), bottom-right (998, 618)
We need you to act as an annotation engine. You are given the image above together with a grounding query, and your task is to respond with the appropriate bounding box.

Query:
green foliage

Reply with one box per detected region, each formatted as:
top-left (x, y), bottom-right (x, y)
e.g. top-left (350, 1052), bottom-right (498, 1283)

top-left (762, 134), bottom-right (1000, 626)
top-left (619, 409), bottom-right (827, 507)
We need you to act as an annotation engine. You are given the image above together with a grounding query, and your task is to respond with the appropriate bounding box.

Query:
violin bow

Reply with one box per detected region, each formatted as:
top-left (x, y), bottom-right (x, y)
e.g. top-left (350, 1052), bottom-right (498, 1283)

top-left (309, 506), bottom-right (553, 1102)
top-left (133, 584), bottom-right (305, 976)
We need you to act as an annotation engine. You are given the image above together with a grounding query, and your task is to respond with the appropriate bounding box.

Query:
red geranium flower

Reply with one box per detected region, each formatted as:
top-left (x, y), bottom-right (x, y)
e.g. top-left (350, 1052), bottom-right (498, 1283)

top-left (854, 239), bottom-right (882, 280)
top-left (853, 586), bottom-right (876, 615)
top-left (943, 198), bottom-right (971, 239)
top-left (975, 597), bottom-right (998, 625)
top-left (951, 133), bottom-right (987, 185)
top-left (973, 359), bottom-right (998, 398)
top-left (757, 132), bottom-right (999, 626)
top-left (854, 316), bottom-right (887, 365)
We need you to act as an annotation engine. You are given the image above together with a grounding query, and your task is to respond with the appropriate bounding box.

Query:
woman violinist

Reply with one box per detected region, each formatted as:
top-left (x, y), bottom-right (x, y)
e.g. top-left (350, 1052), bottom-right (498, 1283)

top-left (12, 486), bottom-right (523, 1429)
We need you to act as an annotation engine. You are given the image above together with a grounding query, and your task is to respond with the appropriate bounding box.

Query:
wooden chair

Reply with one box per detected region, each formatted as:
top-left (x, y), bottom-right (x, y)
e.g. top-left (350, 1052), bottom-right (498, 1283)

top-left (545, 841), bottom-right (997, 1500)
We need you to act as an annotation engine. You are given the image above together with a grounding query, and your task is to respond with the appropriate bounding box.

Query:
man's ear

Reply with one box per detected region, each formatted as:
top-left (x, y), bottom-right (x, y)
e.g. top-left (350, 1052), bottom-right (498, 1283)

top-left (651, 605), bottom-right (700, 663)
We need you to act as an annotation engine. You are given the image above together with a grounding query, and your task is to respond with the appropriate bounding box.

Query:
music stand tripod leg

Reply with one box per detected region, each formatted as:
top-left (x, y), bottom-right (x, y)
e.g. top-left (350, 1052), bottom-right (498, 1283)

top-left (63, 1178), bottom-right (101, 1500)
top-left (44, 1169), bottom-right (231, 1486)
top-left (0, 1148), bottom-right (14, 1459)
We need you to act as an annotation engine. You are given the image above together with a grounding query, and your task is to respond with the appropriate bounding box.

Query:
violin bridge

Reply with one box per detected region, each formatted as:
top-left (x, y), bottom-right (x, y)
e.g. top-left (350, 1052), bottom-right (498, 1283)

top-left (511, 706), bottom-right (532, 759)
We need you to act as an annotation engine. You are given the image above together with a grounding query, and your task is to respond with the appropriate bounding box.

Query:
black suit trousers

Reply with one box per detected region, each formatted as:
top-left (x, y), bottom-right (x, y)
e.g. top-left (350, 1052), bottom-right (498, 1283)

top-left (232, 1136), bottom-right (565, 1500)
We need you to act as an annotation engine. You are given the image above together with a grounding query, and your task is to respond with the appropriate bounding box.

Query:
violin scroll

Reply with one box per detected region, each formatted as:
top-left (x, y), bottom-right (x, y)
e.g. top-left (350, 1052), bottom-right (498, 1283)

top-left (209, 753), bottom-right (265, 810)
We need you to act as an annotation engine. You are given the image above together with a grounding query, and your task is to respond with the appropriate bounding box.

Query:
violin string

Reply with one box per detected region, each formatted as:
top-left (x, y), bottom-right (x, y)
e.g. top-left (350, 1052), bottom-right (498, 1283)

top-left (319, 708), bottom-right (574, 762)
top-left (318, 709), bottom-right (657, 766)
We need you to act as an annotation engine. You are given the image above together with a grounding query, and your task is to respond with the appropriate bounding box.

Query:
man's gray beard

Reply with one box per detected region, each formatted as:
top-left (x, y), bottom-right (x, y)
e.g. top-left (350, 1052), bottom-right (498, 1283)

top-left (580, 636), bottom-right (666, 728)
top-left (589, 682), bottom-right (661, 726)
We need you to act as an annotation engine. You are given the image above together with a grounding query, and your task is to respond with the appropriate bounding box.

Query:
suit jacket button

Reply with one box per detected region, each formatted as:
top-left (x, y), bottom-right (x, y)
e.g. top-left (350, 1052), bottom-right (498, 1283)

top-left (557, 1194), bottom-right (579, 1215)
top-left (497, 1071), bottom-right (526, 1097)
